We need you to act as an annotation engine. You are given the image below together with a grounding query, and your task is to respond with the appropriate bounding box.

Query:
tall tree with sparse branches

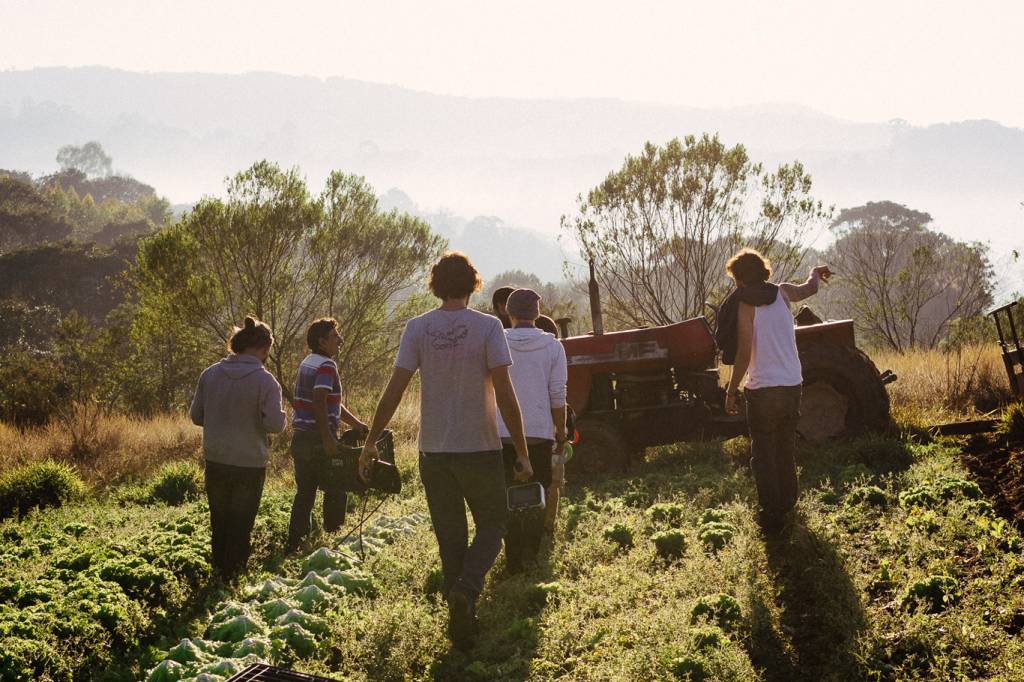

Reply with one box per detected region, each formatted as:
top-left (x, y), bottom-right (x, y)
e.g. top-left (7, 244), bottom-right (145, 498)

top-left (824, 201), bottom-right (993, 351)
top-left (562, 134), bottom-right (831, 329)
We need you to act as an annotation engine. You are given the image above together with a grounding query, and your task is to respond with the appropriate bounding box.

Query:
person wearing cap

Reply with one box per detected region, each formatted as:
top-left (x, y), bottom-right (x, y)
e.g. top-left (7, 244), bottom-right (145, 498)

top-left (498, 288), bottom-right (569, 573)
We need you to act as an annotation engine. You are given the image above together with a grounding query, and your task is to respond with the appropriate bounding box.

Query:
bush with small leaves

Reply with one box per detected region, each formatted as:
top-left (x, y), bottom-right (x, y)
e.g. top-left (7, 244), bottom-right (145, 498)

top-left (690, 593), bottom-right (742, 632)
top-left (690, 625), bottom-right (726, 651)
top-left (899, 486), bottom-right (937, 509)
top-left (669, 654), bottom-right (709, 681)
top-left (698, 522), bottom-right (737, 552)
top-left (698, 509), bottom-right (728, 525)
top-left (646, 503), bottom-right (687, 527)
top-left (999, 402), bottom-right (1024, 442)
top-left (845, 485), bottom-right (888, 508)
top-left (902, 575), bottom-right (960, 614)
top-left (147, 460), bottom-right (203, 505)
top-left (0, 461), bottom-right (86, 520)
top-left (651, 529), bottom-right (686, 561)
top-left (936, 477), bottom-right (982, 501)
top-left (524, 581), bottom-right (562, 608)
top-left (0, 636), bottom-right (73, 682)
top-left (603, 523), bottom-right (635, 550)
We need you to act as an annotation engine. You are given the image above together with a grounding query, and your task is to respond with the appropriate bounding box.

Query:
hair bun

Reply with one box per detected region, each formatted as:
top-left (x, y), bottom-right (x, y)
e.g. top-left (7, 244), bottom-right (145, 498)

top-left (244, 316), bottom-right (256, 330)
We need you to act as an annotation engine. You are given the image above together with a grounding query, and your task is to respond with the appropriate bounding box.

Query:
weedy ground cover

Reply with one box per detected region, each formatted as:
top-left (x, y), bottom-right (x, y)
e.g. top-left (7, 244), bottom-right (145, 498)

top-left (280, 431), bottom-right (1024, 681)
top-left (4, 405), bottom-right (1024, 681)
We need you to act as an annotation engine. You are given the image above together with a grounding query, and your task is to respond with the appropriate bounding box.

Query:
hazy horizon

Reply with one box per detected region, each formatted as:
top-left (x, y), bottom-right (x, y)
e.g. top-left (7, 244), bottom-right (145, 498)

top-left (3, 0), bottom-right (1023, 128)
top-left (1, 2), bottom-right (1022, 295)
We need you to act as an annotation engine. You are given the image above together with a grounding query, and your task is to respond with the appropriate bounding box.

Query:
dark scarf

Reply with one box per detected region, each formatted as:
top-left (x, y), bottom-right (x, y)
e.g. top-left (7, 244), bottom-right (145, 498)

top-left (715, 282), bottom-right (778, 365)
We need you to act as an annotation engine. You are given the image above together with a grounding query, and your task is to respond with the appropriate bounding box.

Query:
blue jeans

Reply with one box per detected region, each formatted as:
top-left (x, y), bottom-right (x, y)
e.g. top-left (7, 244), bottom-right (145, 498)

top-left (419, 450), bottom-right (508, 598)
top-left (287, 430), bottom-right (348, 546)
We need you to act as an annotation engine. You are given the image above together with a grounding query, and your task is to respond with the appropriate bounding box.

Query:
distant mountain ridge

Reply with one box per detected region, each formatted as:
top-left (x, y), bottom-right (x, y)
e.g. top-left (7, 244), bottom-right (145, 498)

top-left (1, 66), bottom-right (1022, 274)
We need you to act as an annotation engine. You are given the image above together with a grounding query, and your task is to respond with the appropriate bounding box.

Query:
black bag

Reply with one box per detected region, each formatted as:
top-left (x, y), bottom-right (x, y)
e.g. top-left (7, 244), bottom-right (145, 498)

top-left (323, 429), bottom-right (401, 495)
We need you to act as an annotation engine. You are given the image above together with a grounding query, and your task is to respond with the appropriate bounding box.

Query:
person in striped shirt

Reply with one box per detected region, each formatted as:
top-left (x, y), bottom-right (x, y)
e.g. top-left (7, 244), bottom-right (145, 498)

top-left (286, 317), bottom-right (368, 551)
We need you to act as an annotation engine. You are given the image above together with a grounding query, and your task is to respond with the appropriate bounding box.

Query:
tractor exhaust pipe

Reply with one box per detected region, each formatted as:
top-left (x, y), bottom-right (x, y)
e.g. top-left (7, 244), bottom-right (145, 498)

top-left (589, 259), bottom-right (605, 336)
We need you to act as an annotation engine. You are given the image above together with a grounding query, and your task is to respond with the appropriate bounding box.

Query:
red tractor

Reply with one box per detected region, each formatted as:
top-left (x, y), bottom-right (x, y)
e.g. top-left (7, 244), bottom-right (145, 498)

top-left (559, 263), bottom-right (895, 474)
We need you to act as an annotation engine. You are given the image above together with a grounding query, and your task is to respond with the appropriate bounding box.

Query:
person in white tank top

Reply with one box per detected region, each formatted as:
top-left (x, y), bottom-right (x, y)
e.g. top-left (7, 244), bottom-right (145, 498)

top-left (723, 248), bottom-right (832, 534)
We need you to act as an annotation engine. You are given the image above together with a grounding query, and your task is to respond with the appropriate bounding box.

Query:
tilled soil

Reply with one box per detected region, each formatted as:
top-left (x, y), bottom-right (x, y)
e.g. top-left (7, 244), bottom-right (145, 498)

top-left (961, 439), bottom-right (1024, 527)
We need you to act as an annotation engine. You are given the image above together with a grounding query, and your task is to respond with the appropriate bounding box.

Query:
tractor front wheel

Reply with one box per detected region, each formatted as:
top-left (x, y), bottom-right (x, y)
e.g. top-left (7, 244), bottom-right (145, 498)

top-left (569, 418), bottom-right (631, 476)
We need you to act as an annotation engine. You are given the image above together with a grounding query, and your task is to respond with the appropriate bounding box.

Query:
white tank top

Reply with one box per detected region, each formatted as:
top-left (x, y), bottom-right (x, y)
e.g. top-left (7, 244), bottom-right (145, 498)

top-left (745, 289), bottom-right (803, 389)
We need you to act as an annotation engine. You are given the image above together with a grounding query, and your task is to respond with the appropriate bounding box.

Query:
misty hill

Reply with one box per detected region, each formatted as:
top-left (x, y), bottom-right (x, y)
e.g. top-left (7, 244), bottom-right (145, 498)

top-left (1, 67), bottom-right (1022, 277)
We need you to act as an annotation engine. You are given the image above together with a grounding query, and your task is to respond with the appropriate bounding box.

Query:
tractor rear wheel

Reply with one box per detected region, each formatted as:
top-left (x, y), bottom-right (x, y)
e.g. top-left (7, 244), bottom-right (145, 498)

top-left (797, 343), bottom-right (891, 441)
top-left (569, 418), bottom-right (631, 476)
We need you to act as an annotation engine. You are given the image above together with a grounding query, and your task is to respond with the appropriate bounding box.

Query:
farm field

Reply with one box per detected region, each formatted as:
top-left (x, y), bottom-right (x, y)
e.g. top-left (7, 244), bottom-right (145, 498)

top-left (2, 402), bottom-right (1024, 681)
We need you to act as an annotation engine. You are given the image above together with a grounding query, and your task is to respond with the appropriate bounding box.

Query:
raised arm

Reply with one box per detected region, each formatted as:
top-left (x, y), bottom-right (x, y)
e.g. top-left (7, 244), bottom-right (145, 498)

top-left (779, 265), bottom-right (832, 303)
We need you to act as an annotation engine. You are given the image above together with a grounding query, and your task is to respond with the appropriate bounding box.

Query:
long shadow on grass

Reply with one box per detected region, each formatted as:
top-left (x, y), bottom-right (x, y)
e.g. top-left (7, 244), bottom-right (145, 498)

top-left (755, 521), bottom-right (867, 682)
top-left (428, 537), bottom-right (557, 681)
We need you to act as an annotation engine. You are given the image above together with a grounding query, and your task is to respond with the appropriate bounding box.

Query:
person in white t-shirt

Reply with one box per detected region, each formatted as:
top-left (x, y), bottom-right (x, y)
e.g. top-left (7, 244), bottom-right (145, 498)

top-left (496, 288), bottom-right (568, 573)
top-left (723, 248), bottom-right (832, 534)
top-left (358, 252), bottom-right (532, 650)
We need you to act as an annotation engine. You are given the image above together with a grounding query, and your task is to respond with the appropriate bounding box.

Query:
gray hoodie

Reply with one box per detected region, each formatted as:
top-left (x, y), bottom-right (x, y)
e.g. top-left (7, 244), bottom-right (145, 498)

top-left (189, 354), bottom-right (287, 468)
top-left (497, 327), bottom-right (568, 440)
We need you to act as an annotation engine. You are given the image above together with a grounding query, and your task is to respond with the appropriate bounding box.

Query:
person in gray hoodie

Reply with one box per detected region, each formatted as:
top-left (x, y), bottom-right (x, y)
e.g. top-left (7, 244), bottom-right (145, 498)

top-left (189, 316), bottom-right (287, 579)
top-left (497, 288), bottom-right (569, 573)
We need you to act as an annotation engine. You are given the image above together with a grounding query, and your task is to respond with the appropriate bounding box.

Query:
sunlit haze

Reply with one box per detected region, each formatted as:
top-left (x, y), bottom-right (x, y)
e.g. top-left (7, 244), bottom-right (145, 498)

top-left (2, 0), bottom-right (1023, 127)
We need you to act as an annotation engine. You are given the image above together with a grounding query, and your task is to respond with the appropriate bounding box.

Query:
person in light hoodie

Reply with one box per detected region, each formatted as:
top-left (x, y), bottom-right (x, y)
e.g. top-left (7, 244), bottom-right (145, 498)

top-left (497, 288), bottom-right (569, 573)
top-left (189, 316), bottom-right (287, 579)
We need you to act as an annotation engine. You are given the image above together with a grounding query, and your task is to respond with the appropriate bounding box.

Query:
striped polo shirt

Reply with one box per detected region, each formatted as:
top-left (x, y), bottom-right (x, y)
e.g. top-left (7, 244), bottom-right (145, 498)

top-left (292, 353), bottom-right (342, 433)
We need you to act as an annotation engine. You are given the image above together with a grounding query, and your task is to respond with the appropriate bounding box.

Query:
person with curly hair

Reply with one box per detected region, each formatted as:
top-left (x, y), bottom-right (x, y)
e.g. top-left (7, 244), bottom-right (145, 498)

top-left (359, 251), bottom-right (532, 650)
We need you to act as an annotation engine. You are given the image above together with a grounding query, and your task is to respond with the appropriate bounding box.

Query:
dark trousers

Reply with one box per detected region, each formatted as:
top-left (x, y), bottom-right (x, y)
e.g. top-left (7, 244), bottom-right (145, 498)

top-left (419, 450), bottom-right (508, 598)
top-left (287, 430), bottom-right (347, 546)
top-left (502, 441), bottom-right (553, 571)
top-left (204, 459), bottom-right (266, 578)
top-left (745, 385), bottom-right (802, 522)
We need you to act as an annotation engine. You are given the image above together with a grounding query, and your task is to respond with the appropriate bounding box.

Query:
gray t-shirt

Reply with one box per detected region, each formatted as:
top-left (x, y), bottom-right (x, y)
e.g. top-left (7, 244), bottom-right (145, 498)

top-left (395, 307), bottom-right (512, 453)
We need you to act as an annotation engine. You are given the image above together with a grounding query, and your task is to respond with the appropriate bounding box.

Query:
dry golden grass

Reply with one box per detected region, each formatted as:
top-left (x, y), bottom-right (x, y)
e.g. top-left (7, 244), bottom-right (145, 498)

top-left (2, 350), bottom-right (1015, 488)
top-left (870, 343), bottom-right (1013, 426)
top-left (0, 412), bottom-right (201, 486)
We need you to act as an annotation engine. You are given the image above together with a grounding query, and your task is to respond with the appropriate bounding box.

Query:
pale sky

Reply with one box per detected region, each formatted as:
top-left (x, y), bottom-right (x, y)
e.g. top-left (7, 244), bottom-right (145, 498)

top-left (2, 0), bottom-right (1023, 127)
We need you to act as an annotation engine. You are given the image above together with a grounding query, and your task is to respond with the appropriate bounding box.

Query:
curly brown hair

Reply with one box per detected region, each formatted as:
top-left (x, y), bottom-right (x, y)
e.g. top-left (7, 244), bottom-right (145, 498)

top-left (726, 248), bottom-right (772, 286)
top-left (429, 252), bottom-right (483, 301)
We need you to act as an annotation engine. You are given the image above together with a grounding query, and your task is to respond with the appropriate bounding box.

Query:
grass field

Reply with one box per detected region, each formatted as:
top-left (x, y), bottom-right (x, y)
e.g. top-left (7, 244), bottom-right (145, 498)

top-left (3, 347), bottom-right (1024, 681)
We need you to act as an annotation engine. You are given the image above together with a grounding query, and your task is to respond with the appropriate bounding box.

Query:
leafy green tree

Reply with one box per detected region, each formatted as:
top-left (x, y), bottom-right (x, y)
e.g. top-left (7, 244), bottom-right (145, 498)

top-left (56, 141), bottom-right (113, 178)
top-left (0, 348), bottom-right (68, 426)
top-left (135, 161), bottom-right (445, 393)
top-left (824, 201), bottom-right (993, 351)
top-left (0, 175), bottom-right (72, 252)
top-left (105, 303), bottom-right (210, 415)
top-left (0, 240), bottom-right (134, 324)
top-left (562, 134), bottom-right (831, 329)
top-left (0, 298), bottom-right (60, 350)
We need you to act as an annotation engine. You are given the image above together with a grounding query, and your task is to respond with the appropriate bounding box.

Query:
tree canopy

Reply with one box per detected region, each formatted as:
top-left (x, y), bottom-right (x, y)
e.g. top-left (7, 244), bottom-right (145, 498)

top-left (824, 201), bottom-right (993, 351)
top-left (562, 134), bottom-right (831, 329)
top-left (135, 161), bottom-right (446, 391)
top-left (56, 141), bottom-right (113, 178)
